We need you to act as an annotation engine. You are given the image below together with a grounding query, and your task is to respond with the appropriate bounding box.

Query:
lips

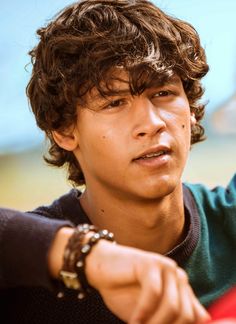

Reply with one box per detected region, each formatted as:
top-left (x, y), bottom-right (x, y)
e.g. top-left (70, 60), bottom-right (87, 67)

top-left (133, 146), bottom-right (171, 161)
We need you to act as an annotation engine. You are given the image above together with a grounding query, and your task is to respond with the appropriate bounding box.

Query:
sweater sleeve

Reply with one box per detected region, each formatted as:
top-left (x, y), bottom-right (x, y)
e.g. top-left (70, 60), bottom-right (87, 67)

top-left (0, 208), bottom-right (73, 290)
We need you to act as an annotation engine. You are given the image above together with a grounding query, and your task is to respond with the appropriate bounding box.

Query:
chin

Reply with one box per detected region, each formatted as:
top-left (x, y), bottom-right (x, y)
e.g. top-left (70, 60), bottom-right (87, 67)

top-left (136, 177), bottom-right (179, 201)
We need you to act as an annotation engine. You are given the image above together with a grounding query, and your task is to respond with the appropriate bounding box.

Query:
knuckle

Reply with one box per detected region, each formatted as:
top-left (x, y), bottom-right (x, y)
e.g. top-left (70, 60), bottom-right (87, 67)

top-left (177, 267), bottom-right (188, 282)
top-left (183, 314), bottom-right (195, 324)
top-left (167, 300), bottom-right (179, 318)
top-left (181, 308), bottom-right (196, 324)
top-left (156, 255), bottom-right (177, 270)
top-left (170, 307), bottom-right (179, 319)
top-left (145, 271), bottom-right (162, 295)
top-left (166, 258), bottom-right (178, 270)
top-left (150, 284), bottom-right (162, 297)
top-left (133, 307), bottom-right (151, 322)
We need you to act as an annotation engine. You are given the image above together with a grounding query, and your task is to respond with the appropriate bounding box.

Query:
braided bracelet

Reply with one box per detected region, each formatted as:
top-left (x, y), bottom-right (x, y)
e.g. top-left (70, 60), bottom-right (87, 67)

top-left (59, 224), bottom-right (115, 299)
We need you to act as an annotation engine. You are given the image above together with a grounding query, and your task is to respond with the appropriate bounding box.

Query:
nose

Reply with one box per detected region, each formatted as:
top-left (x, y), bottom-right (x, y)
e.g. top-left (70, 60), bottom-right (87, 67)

top-left (131, 97), bottom-right (166, 139)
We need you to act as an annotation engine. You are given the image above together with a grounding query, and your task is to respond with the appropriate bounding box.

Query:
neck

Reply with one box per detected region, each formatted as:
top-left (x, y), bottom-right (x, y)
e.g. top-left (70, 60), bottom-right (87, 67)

top-left (79, 183), bottom-right (186, 255)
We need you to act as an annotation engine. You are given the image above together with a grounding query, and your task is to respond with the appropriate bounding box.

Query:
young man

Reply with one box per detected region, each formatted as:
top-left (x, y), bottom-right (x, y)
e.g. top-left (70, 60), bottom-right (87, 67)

top-left (0, 0), bottom-right (235, 323)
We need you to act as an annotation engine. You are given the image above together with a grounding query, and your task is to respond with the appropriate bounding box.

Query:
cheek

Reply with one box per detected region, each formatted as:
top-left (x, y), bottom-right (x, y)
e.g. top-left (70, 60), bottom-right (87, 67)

top-left (86, 129), bottom-right (122, 160)
top-left (166, 110), bottom-right (191, 135)
top-left (182, 120), bottom-right (192, 148)
top-left (181, 120), bottom-right (191, 132)
top-left (171, 112), bottom-right (192, 148)
top-left (96, 131), bottom-right (130, 171)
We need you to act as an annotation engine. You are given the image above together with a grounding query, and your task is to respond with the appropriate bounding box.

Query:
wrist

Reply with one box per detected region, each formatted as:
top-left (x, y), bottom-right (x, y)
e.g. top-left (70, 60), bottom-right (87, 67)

top-left (85, 238), bottom-right (114, 288)
top-left (58, 225), bottom-right (115, 298)
top-left (47, 227), bottom-right (74, 279)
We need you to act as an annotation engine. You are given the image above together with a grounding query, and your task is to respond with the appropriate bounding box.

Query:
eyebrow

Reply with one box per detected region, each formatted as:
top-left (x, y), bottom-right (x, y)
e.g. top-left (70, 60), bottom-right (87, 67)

top-left (89, 75), bottom-right (181, 102)
top-left (147, 75), bottom-right (181, 88)
top-left (92, 88), bottom-right (131, 101)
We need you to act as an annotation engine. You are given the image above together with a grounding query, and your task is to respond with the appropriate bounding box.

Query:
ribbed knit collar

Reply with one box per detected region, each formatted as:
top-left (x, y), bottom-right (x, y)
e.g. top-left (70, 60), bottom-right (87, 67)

top-left (165, 185), bottom-right (200, 265)
top-left (74, 184), bottom-right (200, 265)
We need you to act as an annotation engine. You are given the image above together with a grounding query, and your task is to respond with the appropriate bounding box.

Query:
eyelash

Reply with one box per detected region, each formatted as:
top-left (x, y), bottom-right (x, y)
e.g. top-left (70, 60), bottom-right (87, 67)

top-left (104, 99), bottom-right (126, 109)
top-left (152, 90), bottom-right (172, 98)
top-left (102, 89), bottom-right (174, 110)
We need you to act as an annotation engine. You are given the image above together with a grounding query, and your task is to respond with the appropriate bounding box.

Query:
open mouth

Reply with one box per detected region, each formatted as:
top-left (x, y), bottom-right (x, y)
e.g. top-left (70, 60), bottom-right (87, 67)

top-left (135, 150), bottom-right (168, 160)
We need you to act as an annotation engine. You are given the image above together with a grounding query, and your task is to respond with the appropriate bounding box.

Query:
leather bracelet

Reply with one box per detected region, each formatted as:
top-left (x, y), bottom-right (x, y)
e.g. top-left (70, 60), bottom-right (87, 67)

top-left (59, 224), bottom-right (97, 298)
top-left (75, 229), bottom-right (115, 298)
top-left (59, 224), bottom-right (115, 299)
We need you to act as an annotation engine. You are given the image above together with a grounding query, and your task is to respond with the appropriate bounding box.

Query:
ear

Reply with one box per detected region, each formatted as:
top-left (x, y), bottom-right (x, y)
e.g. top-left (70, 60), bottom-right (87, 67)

top-left (52, 128), bottom-right (79, 151)
top-left (190, 112), bottom-right (197, 126)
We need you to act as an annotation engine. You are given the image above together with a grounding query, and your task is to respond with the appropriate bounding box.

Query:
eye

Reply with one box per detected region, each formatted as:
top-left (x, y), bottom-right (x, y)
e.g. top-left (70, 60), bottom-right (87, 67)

top-left (104, 98), bottom-right (126, 109)
top-left (153, 90), bottom-right (171, 98)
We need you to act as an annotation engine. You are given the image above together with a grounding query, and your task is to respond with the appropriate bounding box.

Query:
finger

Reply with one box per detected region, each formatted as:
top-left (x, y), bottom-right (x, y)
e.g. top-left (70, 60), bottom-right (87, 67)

top-left (174, 268), bottom-right (196, 324)
top-left (129, 268), bottom-right (163, 324)
top-left (174, 269), bottom-right (210, 324)
top-left (188, 285), bottom-right (211, 323)
top-left (146, 266), bottom-right (181, 324)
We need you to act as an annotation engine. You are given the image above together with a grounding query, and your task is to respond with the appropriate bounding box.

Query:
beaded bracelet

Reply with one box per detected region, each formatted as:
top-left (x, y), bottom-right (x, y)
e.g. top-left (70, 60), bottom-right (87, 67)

top-left (59, 224), bottom-right (115, 299)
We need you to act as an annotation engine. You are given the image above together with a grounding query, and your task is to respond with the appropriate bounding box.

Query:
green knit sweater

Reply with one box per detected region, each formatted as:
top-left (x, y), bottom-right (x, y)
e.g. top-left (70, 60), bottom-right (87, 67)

top-left (184, 174), bottom-right (236, 307)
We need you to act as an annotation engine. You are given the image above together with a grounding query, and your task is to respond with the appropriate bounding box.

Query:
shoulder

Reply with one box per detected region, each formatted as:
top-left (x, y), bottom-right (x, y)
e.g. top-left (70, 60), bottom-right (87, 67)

top-left (29, 189), bottom-right (85, 224)
top-left (184, 174), bottom-right (236, 212)
top-left (184, 174), bottom-right (236, 235)
top-left (183, 175), bottom-right (236, 305)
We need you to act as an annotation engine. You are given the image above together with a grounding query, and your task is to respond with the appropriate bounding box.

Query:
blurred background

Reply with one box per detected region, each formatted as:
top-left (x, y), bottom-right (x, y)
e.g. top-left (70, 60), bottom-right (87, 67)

top-left (0, 0), bottom-right (235, 211)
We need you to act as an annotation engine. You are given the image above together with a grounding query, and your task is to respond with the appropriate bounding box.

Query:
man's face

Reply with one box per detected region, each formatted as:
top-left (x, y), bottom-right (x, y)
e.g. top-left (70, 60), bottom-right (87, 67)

top-left (73, 70), bottom-right (193, 201)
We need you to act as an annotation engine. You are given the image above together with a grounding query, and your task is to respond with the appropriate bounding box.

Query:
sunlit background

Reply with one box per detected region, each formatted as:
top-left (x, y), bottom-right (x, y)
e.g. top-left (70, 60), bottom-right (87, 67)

top-left (0, 0), bottom-right (235, 210)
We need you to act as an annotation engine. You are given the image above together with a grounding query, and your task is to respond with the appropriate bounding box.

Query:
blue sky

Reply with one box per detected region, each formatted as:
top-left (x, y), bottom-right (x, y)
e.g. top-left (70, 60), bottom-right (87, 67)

top-left (1, 0), bottom-right (236, 154)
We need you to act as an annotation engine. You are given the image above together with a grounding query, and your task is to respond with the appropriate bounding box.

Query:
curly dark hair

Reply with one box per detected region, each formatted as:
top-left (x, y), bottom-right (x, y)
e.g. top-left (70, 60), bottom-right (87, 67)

top-left (27, 0), bottom-right (209, 186)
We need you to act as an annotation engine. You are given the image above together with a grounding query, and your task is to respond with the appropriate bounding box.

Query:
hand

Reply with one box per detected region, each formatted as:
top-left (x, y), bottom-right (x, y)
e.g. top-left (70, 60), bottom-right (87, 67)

top-left (86, 240), bottom-right (210, 324)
